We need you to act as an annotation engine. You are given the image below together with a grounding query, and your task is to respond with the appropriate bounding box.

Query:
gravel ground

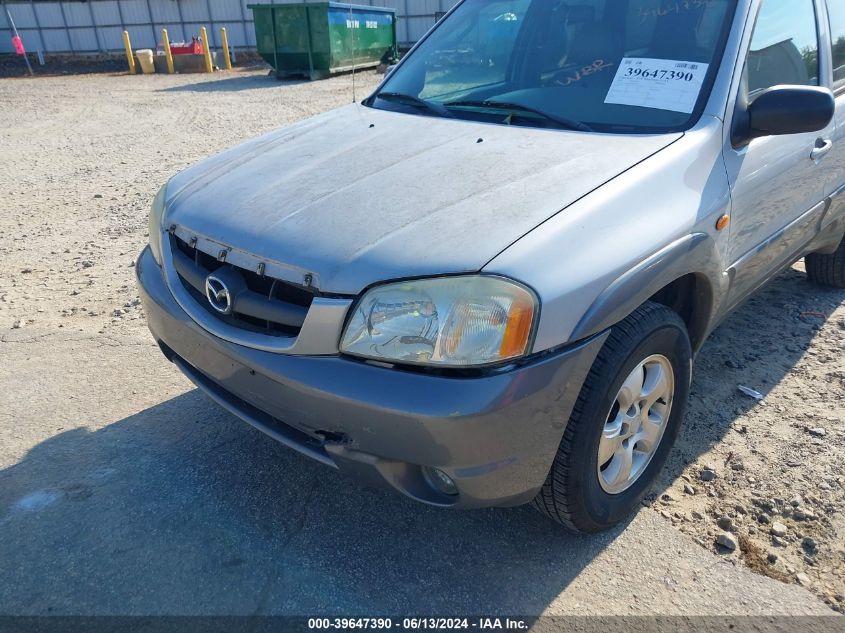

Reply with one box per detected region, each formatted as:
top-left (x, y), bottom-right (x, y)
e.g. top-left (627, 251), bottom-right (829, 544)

top-left (651, 263), bottom-right (845, 609)
top-left (0, 69), bottom-right (842, 615)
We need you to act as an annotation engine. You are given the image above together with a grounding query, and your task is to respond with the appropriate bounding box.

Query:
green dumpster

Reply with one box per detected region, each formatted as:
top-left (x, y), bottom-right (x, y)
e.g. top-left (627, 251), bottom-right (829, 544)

top-left (249, 2), bottom-right (398, 80)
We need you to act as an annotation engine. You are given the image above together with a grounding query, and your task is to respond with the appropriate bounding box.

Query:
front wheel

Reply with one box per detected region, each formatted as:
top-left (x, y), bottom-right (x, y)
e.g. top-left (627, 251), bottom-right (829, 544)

top-left (532, 302), bottom-right (692, 533)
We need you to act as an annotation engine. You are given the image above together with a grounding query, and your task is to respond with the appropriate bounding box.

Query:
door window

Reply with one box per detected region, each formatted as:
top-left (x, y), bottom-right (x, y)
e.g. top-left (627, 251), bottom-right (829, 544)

top-left (746, 0), bottom-right (820, 96)
top-left (829, 0), bottom-right (845, 91)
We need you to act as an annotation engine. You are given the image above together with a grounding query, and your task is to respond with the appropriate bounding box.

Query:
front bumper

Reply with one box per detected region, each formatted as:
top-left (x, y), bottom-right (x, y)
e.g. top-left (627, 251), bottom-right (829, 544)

top-left (136, 246), bottom-right (606, 508)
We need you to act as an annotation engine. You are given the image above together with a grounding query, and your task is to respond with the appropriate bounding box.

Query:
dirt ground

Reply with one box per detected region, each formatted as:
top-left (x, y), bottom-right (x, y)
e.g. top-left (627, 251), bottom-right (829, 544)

top-left (652, 262), bottom-right (845, 609)
top-left (0, 68), bottom-right (843, 614)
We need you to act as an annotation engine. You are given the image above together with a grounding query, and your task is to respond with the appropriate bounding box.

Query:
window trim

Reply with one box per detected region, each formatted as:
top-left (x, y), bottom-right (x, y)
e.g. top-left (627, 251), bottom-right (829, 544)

top-left (825, 0), bottom-right (845, 95)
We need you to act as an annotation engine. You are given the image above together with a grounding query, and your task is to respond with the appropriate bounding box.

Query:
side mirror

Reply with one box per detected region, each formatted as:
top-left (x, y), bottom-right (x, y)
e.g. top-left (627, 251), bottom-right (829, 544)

top-left (732, 85), bottom-right (835, 147)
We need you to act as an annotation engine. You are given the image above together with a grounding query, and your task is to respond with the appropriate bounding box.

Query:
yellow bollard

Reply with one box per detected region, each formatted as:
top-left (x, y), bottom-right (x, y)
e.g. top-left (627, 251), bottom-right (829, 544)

top-left (161, 28), bottom-right (175, 74)
top-left (122, 30), bottom-right (136, 75)
top-left (200, 27), bottom-right (214, 73)
top-left (220, 27), bottom-right (232, 71)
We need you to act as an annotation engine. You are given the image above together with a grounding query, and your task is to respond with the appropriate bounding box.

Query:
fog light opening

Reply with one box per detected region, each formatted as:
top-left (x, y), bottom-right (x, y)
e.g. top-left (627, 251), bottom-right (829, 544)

top-left (423, 466), bottom-right (458, 497)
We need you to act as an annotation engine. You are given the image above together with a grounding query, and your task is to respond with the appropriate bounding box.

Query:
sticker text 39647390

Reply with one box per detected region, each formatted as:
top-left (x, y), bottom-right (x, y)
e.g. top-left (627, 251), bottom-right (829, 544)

top-left (604, 58), bottom-right (710, 114)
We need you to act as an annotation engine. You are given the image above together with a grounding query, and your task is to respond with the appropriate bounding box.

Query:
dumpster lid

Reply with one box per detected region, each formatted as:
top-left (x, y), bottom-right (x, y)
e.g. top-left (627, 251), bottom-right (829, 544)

top-left (247, 2), bottom-right (396, 12)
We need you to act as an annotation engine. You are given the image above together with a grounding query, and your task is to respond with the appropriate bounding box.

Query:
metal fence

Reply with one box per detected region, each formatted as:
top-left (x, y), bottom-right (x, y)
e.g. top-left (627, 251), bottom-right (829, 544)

top-left (0, 0), bottom-right (459, 55)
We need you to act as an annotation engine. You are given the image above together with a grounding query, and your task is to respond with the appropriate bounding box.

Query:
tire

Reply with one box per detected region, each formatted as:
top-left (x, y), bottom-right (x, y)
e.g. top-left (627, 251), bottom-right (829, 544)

top-left (532, 301), bottom-right (692, 533)
top-left (805, 236), bottom-right (845, 288)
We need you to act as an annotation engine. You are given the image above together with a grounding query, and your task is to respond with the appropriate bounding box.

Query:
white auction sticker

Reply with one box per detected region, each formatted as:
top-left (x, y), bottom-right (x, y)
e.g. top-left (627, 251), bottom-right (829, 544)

top-left (604, 58), bottom-right (709, 114)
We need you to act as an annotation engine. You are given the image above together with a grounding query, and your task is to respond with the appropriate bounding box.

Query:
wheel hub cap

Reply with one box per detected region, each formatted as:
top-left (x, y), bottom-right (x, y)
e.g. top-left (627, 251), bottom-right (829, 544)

top-left (597, 354), bottom-right (675, 495)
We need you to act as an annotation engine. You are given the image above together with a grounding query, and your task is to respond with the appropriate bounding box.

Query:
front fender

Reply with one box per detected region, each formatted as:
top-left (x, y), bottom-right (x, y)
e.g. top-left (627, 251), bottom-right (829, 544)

top-left (568, 232), bottom-right (725, 345)
top-left (484, 115), bottom-right (731, 354)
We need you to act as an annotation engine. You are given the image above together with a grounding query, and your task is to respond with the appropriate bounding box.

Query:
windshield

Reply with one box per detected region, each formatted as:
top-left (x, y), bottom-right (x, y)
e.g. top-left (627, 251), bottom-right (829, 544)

top-left (367, 0), bottom-right (736, 133)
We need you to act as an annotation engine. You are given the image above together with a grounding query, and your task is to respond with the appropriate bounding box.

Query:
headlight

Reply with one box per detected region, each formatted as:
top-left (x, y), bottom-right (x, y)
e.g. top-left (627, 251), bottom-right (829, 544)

top-left (148, 183), bottom-right (168, 265)
top-left (340, 276), bottom-right (537, 367)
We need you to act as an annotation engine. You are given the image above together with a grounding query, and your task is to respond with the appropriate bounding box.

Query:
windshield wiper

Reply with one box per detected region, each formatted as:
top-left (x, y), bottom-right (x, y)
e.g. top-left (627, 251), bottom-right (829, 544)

top-left (444, 100), bottom-right (593, 132)
top-left (375, 92), bottom-right (452, 117)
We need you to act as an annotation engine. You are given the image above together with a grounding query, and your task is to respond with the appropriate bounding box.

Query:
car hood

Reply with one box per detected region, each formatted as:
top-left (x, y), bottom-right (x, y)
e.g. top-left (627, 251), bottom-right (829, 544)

top-left (166, 104), bottom-right (680, 294)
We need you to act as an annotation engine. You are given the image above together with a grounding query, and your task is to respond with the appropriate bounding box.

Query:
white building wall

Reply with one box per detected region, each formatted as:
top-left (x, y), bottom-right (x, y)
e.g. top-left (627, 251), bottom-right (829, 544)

top-left (0, 0), bottom-right (460, 54)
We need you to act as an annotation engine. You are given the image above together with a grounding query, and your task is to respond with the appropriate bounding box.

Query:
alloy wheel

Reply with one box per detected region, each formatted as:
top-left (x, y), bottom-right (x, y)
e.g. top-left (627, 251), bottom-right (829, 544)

top-left (597, 354), bottom-right (675, 494)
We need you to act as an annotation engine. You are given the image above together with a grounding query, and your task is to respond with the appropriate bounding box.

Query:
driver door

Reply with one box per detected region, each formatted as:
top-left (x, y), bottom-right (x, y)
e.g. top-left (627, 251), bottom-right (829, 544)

top-left (723, 0), bottom-right (835, 305)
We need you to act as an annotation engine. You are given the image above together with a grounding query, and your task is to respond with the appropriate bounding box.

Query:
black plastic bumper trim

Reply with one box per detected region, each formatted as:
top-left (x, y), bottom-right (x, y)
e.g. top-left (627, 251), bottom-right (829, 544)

top-left (169, 351), bottom-right (337, 469)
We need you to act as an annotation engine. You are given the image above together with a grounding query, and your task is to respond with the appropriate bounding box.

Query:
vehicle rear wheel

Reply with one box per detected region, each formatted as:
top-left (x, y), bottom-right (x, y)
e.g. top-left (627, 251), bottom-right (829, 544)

top-left (532, 302), bottom-right (692, 533)
top-left (805, 236), bottom-right (845, 289)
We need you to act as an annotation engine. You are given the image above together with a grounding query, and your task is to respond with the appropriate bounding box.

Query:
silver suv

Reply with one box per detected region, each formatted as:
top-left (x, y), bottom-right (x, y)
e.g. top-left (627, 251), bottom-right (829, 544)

top-left (138, 0), bottom-right (845, 532)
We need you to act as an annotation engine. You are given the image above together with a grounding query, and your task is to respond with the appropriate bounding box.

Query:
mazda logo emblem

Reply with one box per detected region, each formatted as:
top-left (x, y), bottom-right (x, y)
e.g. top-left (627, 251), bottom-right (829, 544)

top-left (205, 275), bottom-right (233, 315)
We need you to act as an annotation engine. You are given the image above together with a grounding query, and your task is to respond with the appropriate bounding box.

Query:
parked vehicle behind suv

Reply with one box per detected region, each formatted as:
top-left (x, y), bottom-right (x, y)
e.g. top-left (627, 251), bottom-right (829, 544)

top-left (137, 0), bottom-right (845, 532)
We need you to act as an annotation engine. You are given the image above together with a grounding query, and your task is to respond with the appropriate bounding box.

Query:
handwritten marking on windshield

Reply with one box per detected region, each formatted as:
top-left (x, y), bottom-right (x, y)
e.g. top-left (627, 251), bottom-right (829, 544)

top-left (555, 60), bottom-right (615, 87)
top-left (638, 0), bottom-right (718, 23)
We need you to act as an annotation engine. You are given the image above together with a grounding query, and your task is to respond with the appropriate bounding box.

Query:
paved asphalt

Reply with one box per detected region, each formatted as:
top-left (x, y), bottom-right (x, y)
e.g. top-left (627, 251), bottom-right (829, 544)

top-left (0, 329), bottom-right (834, 617)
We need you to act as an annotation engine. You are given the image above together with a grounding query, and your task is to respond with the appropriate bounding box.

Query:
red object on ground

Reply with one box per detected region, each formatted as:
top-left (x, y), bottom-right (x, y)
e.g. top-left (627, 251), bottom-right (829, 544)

top-left (169, 37), bottom-right (203, 55)
top-left (12, 35), bottom-right (25, 55)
